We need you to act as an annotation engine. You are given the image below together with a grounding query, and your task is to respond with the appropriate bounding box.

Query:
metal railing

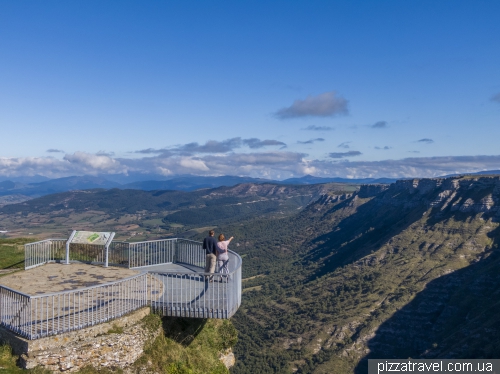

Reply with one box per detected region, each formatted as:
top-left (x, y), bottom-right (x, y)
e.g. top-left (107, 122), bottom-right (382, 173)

top-left (108, 241), bottom-right (130, 267)
top-left (176, 239), bottom-right (206, 268)
top-left (128, 238), bottom-right (176, 268)
top-left (149, 249), bottom-right (242, 319)
top-left (8, 237), bottom-right (242, 339)
top-left (25, 239), bottom-right (66, 269)
top-left (0, 273), bottom-right (149, 340)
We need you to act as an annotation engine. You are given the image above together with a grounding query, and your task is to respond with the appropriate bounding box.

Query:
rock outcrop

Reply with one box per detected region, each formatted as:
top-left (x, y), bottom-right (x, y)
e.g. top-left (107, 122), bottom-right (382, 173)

top-left (15, 308), bottom-right (161, 373)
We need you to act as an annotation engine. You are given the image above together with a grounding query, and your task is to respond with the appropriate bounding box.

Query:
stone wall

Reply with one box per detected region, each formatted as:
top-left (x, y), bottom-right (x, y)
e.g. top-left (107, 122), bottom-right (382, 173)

top-left (1, 307), bottom-right (236, 372)
top-left (1, 307), bottom-right (161, 372)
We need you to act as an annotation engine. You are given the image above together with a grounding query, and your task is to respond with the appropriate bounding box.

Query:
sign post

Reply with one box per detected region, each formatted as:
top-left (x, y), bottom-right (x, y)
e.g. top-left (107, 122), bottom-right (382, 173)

top-left (65, 230), bottom-right (77, 265)
top-left (104, 232), bottom-right (115, 267)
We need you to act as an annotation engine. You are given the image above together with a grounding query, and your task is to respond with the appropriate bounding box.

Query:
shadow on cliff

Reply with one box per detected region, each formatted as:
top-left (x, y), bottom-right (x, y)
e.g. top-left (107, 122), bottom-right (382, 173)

top-left (302, 186), bottom-right (433, 281)
top-left (303, 178), bottom-right (500, 282)
top-left (354, 236), bottom-right (500, 373)
top-left (162, 317), bottom-right (208, 346)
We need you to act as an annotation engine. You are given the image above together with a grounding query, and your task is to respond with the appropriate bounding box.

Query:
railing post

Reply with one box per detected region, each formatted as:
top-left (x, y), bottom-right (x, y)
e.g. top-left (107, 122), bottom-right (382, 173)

top-left (127, 242), bottom-right (131, 269)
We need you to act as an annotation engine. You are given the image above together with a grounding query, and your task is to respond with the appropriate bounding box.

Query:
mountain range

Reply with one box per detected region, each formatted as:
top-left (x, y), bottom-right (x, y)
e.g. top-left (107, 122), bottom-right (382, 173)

top-left (0, 174), bottom-right (396, 202)
top-left (1, 175), bottom-right (500, 372)
top-left (224, 175), bottom-right (500, 373)
top-left (1, 171), bottom-right (498, 201)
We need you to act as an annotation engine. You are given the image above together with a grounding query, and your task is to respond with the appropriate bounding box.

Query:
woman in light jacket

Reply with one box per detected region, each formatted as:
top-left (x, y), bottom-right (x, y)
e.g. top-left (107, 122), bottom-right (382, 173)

top-left (216, 234), bottom-right (233, 281)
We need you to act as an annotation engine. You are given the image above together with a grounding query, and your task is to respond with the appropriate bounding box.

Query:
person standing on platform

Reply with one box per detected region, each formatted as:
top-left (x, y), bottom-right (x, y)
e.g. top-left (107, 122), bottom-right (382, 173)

top-left (216, 234), bottom-right (233, 282)
top-left (203, 230), bottom-right (218, 281)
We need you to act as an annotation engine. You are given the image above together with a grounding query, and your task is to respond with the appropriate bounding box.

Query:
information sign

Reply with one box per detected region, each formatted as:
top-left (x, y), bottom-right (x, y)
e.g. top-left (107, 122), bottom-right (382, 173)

top-left (70, 231), bottom-right (113, 246)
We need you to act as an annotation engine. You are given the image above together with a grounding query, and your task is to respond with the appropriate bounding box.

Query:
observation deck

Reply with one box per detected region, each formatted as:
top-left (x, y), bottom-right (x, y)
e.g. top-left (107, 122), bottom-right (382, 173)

top-left (0, 237), bottom-right (242, 340)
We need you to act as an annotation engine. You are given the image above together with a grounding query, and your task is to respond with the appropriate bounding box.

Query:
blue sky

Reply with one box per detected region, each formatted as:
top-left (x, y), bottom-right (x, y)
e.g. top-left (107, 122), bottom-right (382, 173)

top-left (1, 1), bottom-right (500, 180)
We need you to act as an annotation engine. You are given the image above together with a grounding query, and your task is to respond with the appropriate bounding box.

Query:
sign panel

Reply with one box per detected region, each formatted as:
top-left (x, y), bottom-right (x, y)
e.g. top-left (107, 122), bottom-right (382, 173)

top-left (70, 231), bottom-right (112, 246)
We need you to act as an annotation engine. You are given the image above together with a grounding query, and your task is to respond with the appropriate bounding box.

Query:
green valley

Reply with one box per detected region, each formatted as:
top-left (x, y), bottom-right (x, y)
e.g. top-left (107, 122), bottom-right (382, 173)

top-left (1, 177), bottom-right (500, 373)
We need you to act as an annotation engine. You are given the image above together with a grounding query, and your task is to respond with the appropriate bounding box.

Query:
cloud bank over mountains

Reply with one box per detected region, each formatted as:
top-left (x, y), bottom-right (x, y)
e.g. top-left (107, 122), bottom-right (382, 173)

top-left (2, 139), bottom-right (500, 180)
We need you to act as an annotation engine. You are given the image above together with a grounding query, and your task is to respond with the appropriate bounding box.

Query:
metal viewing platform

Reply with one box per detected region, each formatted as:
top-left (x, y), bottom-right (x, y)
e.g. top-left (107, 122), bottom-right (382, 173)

top-left (0, 236), bottom-right (242, 340)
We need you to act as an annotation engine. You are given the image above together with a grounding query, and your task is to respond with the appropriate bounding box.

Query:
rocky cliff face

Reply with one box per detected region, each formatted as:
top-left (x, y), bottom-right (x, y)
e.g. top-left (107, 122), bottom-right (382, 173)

top-left (359, 176), bottom-right (500, 217)
top-left (357, 184), bottom-right (390, 198)
top-left (232, 176), bottom-right (500, 374)
top-left (205, 182), bottom-right (341, 199)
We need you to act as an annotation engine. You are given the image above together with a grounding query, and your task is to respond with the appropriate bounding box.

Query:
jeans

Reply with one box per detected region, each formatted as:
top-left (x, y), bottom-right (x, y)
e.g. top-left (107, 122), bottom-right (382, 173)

top-left (217, 258), bottom-right (229, 280)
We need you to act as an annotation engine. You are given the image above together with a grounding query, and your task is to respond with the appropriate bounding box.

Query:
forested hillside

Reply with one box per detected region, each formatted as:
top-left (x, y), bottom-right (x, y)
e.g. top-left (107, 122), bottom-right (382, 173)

top-left (2, 177), bottom-right (500, 373)
top-left (209, 176), bottom-right (500, 373)
top-left (0, 182), bottom-right (357, 240)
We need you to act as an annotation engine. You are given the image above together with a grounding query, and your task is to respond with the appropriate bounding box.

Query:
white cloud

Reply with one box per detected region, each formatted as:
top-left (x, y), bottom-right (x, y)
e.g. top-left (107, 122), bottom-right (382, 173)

top-left (275, 91), bottom-right (349, 119)
top-left (0, 156), bottom-right (70, 178)
top-left (179, 157), bottom-right (210, 171)
top-left (307, 155), bottom-right (500, 179)
top-left (2, 150), bottom-right (500, 181)
top-left (63, 152), bottom-right (125, 174)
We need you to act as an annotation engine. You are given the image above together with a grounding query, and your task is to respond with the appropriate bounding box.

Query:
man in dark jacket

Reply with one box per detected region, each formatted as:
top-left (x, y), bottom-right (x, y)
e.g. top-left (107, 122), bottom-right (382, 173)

top-left (202, 230), bottom-right (218, 281)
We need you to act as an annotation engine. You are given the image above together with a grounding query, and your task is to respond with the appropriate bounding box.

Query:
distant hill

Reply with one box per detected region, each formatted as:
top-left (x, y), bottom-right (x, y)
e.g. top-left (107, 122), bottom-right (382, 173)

top-left (0, 176), bottom-right (120, 198)
top-left (0, 181), bottom-right (18, 190)
top-left (280, 174), bottom-right (397, 184)
top-left (1, 170), bottom-right (500, 201)
top-left (0, 174), bottom-right (376, 201)
top-left (29, 175), bottom-right (121, 192)
top-left (0, 182), bottom-right (358, 238)
top-left (121, 175), bottom-right (271, 191)
top-left (0, 175), bottom-right (50, 184)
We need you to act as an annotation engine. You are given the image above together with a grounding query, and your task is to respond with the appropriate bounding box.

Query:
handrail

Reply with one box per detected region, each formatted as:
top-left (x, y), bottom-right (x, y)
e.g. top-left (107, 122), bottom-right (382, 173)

top-left (8, 237), bottom-right (242, 339)
top-left (24, 238), bottom-right (66, 245)
top-left (24, 238), bottom-right (67, 269)
top-left (176, 238), bottom-right (203, 243)
top-left (126, 238), bottom-right (177, 245)
top-left (0, 284), bottom-right (30, 298)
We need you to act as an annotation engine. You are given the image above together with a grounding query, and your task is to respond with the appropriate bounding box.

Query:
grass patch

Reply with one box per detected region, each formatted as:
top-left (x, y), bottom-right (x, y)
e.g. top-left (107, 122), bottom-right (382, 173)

top-left (0, 344), bottom-right (51, 373)
top-left (0, 238), bottom-right (31, 269)
top-left (141, 312), bottom-right (163, 333)
top-left (134, 317), bottom-right (237, 374)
